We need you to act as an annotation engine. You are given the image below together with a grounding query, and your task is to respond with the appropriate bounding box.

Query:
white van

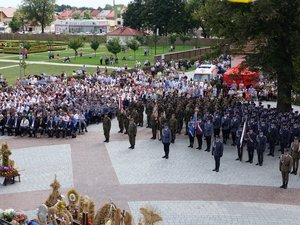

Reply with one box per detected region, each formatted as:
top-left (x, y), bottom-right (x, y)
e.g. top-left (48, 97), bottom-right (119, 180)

top-left (194, 64), bottom-right (218, 83)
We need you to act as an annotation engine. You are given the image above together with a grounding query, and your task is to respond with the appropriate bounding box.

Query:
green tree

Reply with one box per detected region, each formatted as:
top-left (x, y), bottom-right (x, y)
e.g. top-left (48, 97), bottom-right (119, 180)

top-left (200, 0), bottom-right (300, 112)
top-left (72, 12), bottom-right (81, 19)
top-left (83, 11), bottom-right (92, 19)
top-left (104, 4), bottom-right (113, 10)
top-left (9, 16), bottom-right (21, 33)
top-left (127, 39), bottom-right (140, 60)
top-left (123, 0), bottom-right (145, 30)
top-left (179, 33), bottom-right (192, 49)
top-left (168, 34), bottom-right (178, 47)
top-left (21, 0), bottom-right (56, 33)
top-left (90, 40), bottom-right (100, 57)
top-left (68, 39), bottom-right (84, 59)
top-left (106, 38), bottom-right (121, 58)
top-left (135, 35), bottom-right (145, 45)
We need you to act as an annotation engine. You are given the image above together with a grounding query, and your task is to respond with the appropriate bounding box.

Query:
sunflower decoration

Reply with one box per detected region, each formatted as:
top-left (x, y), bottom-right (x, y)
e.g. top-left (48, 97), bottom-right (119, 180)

top-left (67, 189), bottom-right (79, 205)
top-left (56, 200), bottom-right (67, 213)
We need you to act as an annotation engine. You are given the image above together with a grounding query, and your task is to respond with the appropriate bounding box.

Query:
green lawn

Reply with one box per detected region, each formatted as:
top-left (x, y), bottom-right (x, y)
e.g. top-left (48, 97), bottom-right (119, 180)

top-left (0, 62), bottom-right (18, 68)
top-left (0, 44), bottom-right (195, 67)
top-left (0, 64), bottom-right (97, 85)
top-left (0, 43), bottom-right (201, 85)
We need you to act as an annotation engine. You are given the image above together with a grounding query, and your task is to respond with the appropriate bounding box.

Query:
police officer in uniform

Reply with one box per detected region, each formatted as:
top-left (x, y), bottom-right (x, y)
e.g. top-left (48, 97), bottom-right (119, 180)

top-left (212, 135), bottom-right (224, 172)
top-left (204, 119), bottom-right (213, 152)
top-left (256, 130), bottom-right (267, 166)
top-left (279, 148), bottom-right (293, 189)
top-left (268, 122), bottom-right (278, 157)
top-left (246, 128), bottom-right (256, 164)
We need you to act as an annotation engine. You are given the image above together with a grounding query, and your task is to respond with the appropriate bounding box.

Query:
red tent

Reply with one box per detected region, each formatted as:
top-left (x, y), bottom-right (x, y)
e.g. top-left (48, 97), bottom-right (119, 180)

top-left (223, 63), bottom-right (259, 87)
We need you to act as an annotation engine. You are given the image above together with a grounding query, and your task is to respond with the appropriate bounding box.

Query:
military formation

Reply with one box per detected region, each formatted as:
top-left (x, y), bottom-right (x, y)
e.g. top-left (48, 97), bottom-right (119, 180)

top-left (101, 95), bottom-right (300, 189)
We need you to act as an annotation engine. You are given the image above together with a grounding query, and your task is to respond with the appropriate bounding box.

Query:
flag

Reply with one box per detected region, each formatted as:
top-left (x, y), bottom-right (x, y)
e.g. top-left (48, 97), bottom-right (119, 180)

top-left (240, 119), bottom-right (247, 147)
top-left (228, 0), bottom-right (253, 3)
top-left (118, 97), bottom-right (123, 110)
top-left (189, 122), bottom-right (195, 136)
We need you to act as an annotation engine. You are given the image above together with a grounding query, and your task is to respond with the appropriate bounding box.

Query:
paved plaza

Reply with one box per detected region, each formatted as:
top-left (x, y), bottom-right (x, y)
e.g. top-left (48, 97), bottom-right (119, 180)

top-left (1, 116), bottom-right (300, 224)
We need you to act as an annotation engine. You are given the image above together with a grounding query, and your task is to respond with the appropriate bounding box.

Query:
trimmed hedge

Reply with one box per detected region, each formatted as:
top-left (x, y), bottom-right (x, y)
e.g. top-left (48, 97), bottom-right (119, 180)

top-left (0, 46), bottom-right (66, 54)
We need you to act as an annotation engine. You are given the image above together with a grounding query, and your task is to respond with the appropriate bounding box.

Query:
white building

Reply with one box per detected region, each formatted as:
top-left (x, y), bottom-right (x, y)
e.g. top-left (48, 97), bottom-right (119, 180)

top-left (54, 20), bottom-right (109, 34)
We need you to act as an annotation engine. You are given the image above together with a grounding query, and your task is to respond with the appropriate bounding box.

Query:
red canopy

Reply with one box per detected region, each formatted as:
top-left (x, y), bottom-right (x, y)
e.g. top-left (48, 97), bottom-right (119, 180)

top-left (223, 63), bottom-right (259, 87)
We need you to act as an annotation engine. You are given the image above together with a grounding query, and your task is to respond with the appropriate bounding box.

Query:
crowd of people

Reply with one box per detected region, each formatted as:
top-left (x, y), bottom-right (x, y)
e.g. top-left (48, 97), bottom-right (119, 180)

top-left (0, 55), bottom-right (297, 188)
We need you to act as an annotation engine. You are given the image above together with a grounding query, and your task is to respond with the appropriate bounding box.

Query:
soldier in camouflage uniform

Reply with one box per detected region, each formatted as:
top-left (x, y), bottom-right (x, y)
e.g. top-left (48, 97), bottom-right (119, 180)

top-left (123, 109), bottom-right (130, 134)
top-left (103, 114), bottom-right (111, 142)
top-left (279, 148), bottom-right (293, 189)
top-left (169, 113), bottom-right (178, 143)
top-left (116, 108), bottom-right (124, 133)
top-left (146, 101), bottom-right (153, 128)
top-left (151, 112), bottom-right (158, 139)
top-left (137, 101), bottom-right (144, 127)
top-left (128, 118), bottom-right (137, 149)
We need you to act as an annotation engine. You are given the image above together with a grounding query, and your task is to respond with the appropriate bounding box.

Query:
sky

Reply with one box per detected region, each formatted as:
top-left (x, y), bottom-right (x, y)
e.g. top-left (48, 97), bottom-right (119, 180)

top-left (1, 0), bottom-right (131, 8)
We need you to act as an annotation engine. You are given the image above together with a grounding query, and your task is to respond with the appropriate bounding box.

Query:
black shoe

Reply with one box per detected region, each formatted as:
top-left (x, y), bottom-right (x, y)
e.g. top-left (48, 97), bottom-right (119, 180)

top-left (162, 156), bottom-right (166, 158)
top-left (166, 156), bottom-right (169, 159)
top-left (280, 184), bottom-right (285, 188)
top-left (129, 146), bottom-right (133, 149)
top-left (235, 158), bottom-right (240, 161)
top-left (196, 147), bottom-right (202, 150)
top-left (267, 153), bottom-right (272, 156)
top-left (245, 160), bottom-right (250, 163)
top-left (212, 169), bottom-right (216, 171)
top-left (250, 161), bottom-right (253, 164)
top-left (85, 129), bottom-right (88, 132)
top-left (171, 141), bottom-right (174, 144)
top-left (188, 145), bottom-right (192, 147)
top-left (158, 138), bottom-right (161, 141)
top-left (216, 169), bottom-right (219, 172)
top-left (231, 143), bottom-right (236, 146)
top-left (124, 132), bottom-right (128, 134)
top-left (259, 164), bottom-right (262, 166)
top-left (256, 163), bottom-right (259, 165)
top-left (151, 137), bottom-right (155, 139)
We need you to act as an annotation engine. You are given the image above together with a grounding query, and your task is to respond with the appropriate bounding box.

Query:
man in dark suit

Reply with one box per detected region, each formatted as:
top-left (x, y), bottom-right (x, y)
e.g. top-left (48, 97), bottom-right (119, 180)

top-left (212, 136), bottom-right (224, 172)
top-left (12, 114), bottom-right (21, 136)
top-left (28, 115), bottom-right (38, 137)
top-left (55, 117), bottom-right (66, 138)
top-left (47, 116), bottom-right (55, 137)
top-left (4, 114), bottom-right (14, 136)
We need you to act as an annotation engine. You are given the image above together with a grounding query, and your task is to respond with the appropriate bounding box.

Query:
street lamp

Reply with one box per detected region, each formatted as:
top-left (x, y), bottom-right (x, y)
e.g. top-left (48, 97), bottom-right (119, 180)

top-left (19, 44), bottom-right (24, 80)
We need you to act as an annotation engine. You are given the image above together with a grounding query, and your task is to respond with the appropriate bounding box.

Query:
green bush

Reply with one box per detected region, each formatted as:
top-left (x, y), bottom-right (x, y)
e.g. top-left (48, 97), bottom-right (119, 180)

top-left (1, 46), bottom-right (66, 54)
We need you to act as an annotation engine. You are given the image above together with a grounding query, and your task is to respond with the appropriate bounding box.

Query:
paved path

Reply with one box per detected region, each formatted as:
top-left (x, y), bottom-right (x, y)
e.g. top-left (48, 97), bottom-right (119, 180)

top-left (0, 64), bottom-right (19, 70)
top-left (0, 59), bottom-right (120, 69)
top-left (0, 115), bottom-right (300, 224)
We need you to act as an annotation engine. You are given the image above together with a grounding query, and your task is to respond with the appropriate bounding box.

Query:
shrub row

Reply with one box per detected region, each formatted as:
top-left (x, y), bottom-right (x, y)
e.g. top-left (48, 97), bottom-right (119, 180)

top-left (0, 46), bottom-right (66, 54)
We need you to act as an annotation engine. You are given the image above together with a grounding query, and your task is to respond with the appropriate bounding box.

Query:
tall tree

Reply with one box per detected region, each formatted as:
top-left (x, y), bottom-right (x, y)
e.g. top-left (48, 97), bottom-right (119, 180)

top-left (103, 4), bottom-right (113, 10)
top-left (21, 0), bottom-right (56, 33)
top-left (9, 16), bottom-right (21, 33)
top-left (127, 39), bottom-right (140, 60)
top-left (123, 0), bottom-right (145, 31)
top-left (200, 0), bottom-right (300, 112)
top-left (68, 39), bottom-right (84, 59)
top-left (90, 40), bottom-right (100, 57)
top-left (123, 0), bottom-right (192, 35)
top-left (106, 38), bottom-right (121, 58)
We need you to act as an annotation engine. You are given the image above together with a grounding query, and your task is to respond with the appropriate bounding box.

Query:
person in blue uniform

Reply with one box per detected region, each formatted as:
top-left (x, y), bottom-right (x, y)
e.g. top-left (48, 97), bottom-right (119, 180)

top-left (256, 130), bottom-right (267, 166)
top-left (212, 135), bottom-right (224, 172)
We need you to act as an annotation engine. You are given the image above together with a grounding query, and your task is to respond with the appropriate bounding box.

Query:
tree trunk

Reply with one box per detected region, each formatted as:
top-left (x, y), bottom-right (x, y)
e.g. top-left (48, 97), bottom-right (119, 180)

top-left (277, 66), bottom-right (292, 112)
top-left (42, 24), bottom-right (44, 34)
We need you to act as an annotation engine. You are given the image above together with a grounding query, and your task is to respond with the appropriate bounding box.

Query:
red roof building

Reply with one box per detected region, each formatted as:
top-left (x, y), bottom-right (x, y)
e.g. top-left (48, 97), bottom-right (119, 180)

top-left (107, 27), bottom-right (144, 45)
top-left (107, 27), bottom-right (144, 36)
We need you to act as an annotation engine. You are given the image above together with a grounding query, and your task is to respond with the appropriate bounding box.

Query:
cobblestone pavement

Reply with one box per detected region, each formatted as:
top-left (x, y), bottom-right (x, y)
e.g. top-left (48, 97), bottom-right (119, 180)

top-left (1, 114), bottom-right (300, 224)
top-left (129, 201), bottom-right (300, 225)
top-left (0, 144), bottom-right (73, 195)
top-left (106, 139), bottom-right (300, 188)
